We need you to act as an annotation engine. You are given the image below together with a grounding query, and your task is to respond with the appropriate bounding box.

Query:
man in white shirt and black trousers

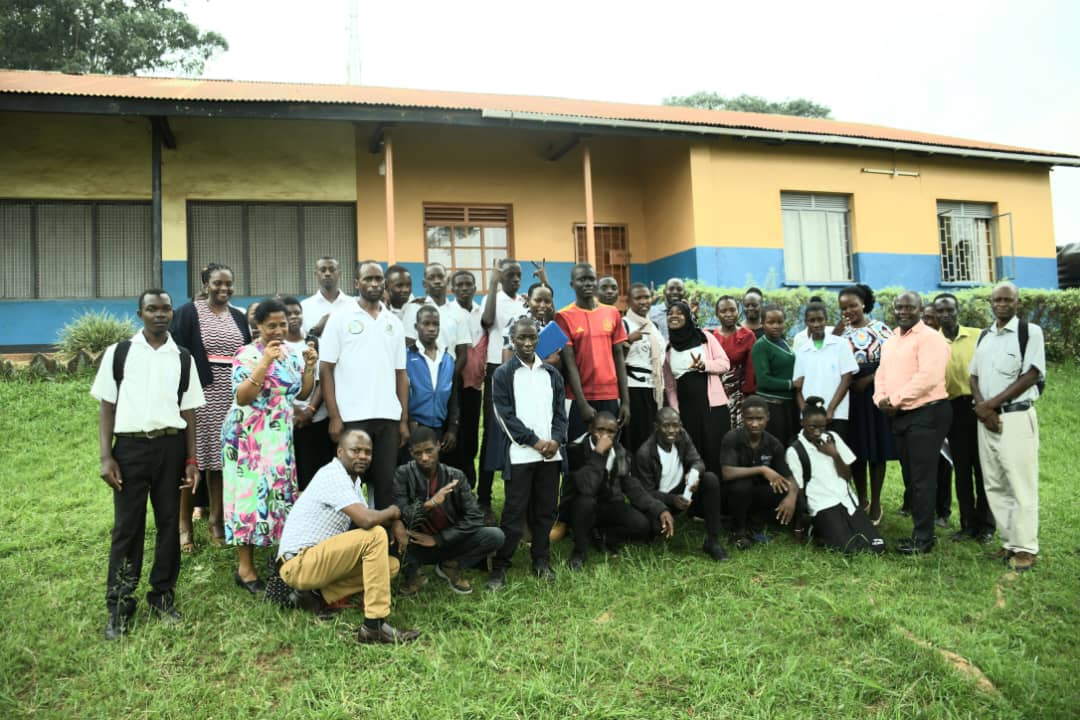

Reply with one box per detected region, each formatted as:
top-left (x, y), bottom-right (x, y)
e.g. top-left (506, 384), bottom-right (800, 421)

top-left (91, 289), bottom-right (206, 640)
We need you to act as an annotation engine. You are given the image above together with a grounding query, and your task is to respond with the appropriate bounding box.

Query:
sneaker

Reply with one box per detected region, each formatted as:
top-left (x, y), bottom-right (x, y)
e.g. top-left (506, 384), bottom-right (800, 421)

top-left (104, 610), bottom-right (130, 641)
top-left (486, 567), bottom-right (507, 591)
top-left (750, 530), bottom-right (770, 545)
top-left (568, 554), bottom-right (585, 572)
top-left (355, 621), bottom-right (421, 645)
top-left (1008, 551), bottom-right (1037, 572)
top-left (533, 561), bottom-right (556, 582)
top-left (435, 562), bottom-right (472, 595)
top-left (977, 530), bottom-right (996, 545)
top-left (398, 572), bottom-right (427, 598)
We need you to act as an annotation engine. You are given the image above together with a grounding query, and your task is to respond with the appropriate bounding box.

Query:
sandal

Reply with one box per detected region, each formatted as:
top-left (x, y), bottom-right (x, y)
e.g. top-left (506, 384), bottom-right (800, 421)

top-left (179, 530), bottom-right (195, 554)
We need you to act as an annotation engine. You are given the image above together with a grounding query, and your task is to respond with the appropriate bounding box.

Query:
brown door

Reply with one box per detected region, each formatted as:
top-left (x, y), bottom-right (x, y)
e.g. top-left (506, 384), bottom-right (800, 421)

top-left (574, 224), bottom-right (630, 309)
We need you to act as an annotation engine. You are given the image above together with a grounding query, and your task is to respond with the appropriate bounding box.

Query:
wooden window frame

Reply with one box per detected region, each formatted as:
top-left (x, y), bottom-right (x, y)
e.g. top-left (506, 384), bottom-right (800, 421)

top-left (422, 203), bottom-right (514, 288)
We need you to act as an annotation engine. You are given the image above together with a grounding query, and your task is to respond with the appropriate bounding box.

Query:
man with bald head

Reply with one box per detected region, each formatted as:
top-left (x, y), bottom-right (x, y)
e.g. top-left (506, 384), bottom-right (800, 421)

top-left (873, 291), bottom-right (952, 554)
top-left (648, 277), bottom-right (686, 341)
top-left (277, 430), bottom-right (419, 644)
top-left (970, 282), bottom-right (1045, 572)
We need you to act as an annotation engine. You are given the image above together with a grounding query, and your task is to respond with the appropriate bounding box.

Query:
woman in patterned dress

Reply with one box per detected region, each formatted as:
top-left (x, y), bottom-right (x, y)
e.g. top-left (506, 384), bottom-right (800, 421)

top-left (170, 264), bottom-right (251, 552)
top-left (832, 284), bottom-right (897, 525)
top-left (712, 295), bottom-right (757, 428)
top-left (222, 298), bottom-right (317, 593)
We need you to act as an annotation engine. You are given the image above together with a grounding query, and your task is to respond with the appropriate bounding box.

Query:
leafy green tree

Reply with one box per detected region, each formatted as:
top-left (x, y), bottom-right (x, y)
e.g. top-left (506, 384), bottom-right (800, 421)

top-left (0, 0), bottom-right (228, 76)
top-left (663, 91), bottom-right (832, 119)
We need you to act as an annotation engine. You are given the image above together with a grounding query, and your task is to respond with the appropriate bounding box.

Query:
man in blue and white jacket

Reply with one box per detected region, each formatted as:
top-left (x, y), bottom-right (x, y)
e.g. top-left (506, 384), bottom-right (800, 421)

top-left (487, 317), bottom-right (568, 590)
top-left (405, 306), bottom-right (460, 454)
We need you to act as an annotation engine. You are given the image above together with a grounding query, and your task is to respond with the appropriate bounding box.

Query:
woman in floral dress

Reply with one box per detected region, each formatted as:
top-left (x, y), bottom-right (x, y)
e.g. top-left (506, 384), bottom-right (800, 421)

top-left (222, 298), bottom-right (317, 593)
top-left (833, 284), bottom-right (897, 525)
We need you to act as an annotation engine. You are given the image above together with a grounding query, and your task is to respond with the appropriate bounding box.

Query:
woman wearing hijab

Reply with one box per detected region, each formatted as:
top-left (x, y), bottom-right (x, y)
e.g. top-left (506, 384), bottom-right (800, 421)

top-left (622, 282), bottom-right (665, 453)
top-left (662, 301), bottom-right (730, 475)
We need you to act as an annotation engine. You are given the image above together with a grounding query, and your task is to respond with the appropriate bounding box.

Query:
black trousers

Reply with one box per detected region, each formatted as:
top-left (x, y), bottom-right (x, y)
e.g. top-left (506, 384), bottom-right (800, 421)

top-left (569, 495), bottom-right (651, 557)
top-left (450, 386), bottom-right (483, 490)
top-left (655, 471), bottom-right (724, 539)
top-left (403, 526), bottom-right (505, 573)
top-left (949, 396), bottom-right (993, 534)
top-left (722, 476), bottom-right (787, 535)
top-left (106, 434), bottom-right (184, 613)
top-left (892, 400), bottom-right (952, 545)
top-left (295, 418), bottom-right (334, 492)
top-left (477, 364), bottom-right (499, 507)
top-left (812, 503), bottom-right (885, 554)
top-left (764, 397), bottom-right (798, 447)
top-left (343, 419), bottom-right (399, 509)
top-left (621, 387), bottom-right (658, 457)
top-left (568, 398), bottom-right (621, 446)
top-left (936, 455), bottom-right (952, 519)
top-left (493, 461), bottom-right (561, 569)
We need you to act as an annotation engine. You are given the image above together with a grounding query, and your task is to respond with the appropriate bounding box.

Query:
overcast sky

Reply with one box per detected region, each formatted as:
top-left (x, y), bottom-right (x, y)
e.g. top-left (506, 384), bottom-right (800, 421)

top-left (181, 0), bottom-right (1080, 249)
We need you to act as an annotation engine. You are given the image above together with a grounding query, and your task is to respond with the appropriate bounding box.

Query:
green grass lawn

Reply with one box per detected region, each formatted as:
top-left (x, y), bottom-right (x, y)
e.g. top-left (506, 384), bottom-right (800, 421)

top-left (1, 367), bottom-right (1078, 719)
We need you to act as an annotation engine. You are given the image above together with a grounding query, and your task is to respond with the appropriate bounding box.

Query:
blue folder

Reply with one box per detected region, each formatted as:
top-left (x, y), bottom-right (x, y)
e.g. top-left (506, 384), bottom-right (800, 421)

top-left (537, 322), bottom-right (569, 359)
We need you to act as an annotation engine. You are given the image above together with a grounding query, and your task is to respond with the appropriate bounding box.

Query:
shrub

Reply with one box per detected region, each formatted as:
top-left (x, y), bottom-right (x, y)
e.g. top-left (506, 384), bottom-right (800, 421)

top-left (679, 282), bottom-right (1080, 362)
top-left (56, 310), bottom-right (137, 360)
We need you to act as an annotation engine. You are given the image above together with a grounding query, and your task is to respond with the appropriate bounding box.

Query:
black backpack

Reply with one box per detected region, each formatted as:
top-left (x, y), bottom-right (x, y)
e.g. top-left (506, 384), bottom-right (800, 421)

top-left (112, 340), bottom-right (193, 408)
top-left (976, 319), bottom-right (1045, 395)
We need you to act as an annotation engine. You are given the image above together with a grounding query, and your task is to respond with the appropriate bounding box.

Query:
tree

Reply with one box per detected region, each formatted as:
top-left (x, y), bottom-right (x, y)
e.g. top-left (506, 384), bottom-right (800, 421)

top-left (663, 92), bottom-right (832, 119)
top-left (0, 0), bottom-right (228, 76)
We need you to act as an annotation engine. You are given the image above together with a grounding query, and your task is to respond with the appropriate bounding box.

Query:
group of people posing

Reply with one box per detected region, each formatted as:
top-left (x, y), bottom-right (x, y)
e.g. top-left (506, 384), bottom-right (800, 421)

top-left (92, 254), bottom-right (1045, 645)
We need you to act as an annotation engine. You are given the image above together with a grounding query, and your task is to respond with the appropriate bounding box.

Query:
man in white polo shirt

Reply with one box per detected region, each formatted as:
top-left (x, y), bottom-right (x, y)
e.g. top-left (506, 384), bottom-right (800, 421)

top-left (320, 260), bottom-right (410, 510)
top-left (300, 256), bottom-right (354, 338)
top-left (91, 289), bottom-right (206, 640)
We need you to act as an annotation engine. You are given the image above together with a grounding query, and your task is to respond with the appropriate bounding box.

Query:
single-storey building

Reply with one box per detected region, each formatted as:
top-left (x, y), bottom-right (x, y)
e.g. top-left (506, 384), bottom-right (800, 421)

top-left (1, 69), bottom-right (1077, 350)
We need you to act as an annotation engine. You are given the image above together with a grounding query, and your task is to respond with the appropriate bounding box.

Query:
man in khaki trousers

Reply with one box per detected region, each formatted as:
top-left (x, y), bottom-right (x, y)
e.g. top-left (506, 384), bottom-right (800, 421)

top-left (970, 282), bottom-right (1045, 573)
top-left (278, 429), bottom-right (420, 643)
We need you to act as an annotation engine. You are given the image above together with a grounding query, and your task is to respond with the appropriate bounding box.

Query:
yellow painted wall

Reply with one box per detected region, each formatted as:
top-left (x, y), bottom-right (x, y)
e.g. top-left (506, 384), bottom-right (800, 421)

top-left (691, 140), bottom-right (1056, 258)
top-left (161, 118), bottom-right (356, 260)
top-left (639, 138), bottom-right (696, 261)
top-left (355, 124), bottom-right (649, 266)
top-left (0, 112), bottom-right (149, 198)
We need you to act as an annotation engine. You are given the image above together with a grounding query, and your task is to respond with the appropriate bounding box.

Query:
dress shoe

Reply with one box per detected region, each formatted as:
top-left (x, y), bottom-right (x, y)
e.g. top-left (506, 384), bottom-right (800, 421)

top-left (486, 567), bottom-right (507, 591)
top-left (896, 539), bottom-right (935, 555)
top-left (988, 548), bottom-right (1014, 562)
top-left (1008, 551), bottom-right (1037, 573)
top-left (104, 610), bottom-right (130, 641)
top-left (951, 529), bottom-right (975, 542)
top-left (148, 601), bottom-right (182, 625)
top-left (435, 562), bottom-right (472, 595)
top-left (703, 540), bottom-right (729, 562)
top-left (977, 530), bottom-right (996, 545)
top-left (355, 621), bottom-right (421, 645)
top-left (731, 533), bottom-right (753, 551)
top-left (568, 554), bottom-right (585, 572)
top-left (234, 572), bottom-right (265, 595)
top-left (533, 561), bottom-right (556, 582)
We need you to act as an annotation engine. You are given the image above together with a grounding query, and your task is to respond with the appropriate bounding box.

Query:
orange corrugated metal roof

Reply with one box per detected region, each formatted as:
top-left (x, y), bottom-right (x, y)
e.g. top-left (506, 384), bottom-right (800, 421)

top-left (0, 69), bottom-right (1074, 160)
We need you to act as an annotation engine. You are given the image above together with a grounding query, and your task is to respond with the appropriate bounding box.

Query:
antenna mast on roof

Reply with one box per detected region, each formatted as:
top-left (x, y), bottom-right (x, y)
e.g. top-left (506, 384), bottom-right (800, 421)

top-left (346, 0), bottom-right (361, 85)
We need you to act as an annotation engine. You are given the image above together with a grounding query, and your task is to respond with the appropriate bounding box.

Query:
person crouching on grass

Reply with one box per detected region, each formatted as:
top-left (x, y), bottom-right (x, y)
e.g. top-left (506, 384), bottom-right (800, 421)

top-left (393, 427), bottom-right (505, 596)
top-left (786, 397), bottom-right (885, 554)
top-left (487, 317), bottom-right (568, 590)
top-left (277, 429), bottom-right (419, 644)
top-left (92, 289), bottom-right (206, 640)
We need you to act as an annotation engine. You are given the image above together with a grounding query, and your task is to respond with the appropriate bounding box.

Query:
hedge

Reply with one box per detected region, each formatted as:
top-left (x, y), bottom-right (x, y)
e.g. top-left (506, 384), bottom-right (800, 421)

top-left (678, 281), bottom-right (1080, 363)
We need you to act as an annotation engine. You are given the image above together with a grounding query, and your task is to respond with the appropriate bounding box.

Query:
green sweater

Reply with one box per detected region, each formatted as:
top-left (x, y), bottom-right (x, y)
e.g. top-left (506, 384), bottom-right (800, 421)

top-left (751, 336), bottom-right (795, 400)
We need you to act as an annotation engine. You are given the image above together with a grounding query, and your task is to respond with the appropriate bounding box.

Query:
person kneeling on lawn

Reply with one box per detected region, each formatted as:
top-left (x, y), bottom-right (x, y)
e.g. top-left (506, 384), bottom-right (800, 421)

top-left (719, 395), bottom-right (800, 550)
top-left (565, 411), bottom-right (652, 571)
top-left (277, 429), bottom-right (420, 644)
top-left (786, 397), bottom-right (885, 554)
top-left (394, 427), bottom-right (505, 595)
top-left (626, 407), bottom-right (729, 561)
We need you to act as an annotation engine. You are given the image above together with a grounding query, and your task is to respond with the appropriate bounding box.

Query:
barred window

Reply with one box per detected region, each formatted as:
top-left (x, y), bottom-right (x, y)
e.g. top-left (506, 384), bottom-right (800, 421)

top-left (187, 202), bottom-right (356, 297)
top-left (423, 204), bottom-right (513, 288)
top-left (0, 200), bottom-right (153, 300)
top-left (938, 201), bottom-right (995, 284)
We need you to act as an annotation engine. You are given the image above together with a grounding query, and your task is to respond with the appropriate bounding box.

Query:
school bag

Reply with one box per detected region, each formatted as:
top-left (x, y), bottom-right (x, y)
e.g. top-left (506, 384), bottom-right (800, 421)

top-left (112, 340), bottom-right (193, 407)
top-left (976, 319), bottom-right (1045, 395)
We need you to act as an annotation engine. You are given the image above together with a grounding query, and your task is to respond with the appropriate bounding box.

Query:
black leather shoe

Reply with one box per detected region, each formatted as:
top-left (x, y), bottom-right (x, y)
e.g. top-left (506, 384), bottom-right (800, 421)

top-left (568, 554), bottom-right (585, 572)
top-left (104, 611), bottom-right (130, 641)
top-left (356, 621), bottom-right (421, 644)
top-left (234, 572), bottom-right (266, 595)
top-left (951, 529), bottom-right (976, 542)
top-left (533, 561), bottom-right (556, 582)
top-left (896, 539), bottom-right (935, 555)
top-left (977, 530), bottom-right (996, 545)
top-left (704, 540), bottom-right (729, 562)
top-left (149, 602), bottom-right (182, 625)
top-left (486, 568), bottom-right (506, 591)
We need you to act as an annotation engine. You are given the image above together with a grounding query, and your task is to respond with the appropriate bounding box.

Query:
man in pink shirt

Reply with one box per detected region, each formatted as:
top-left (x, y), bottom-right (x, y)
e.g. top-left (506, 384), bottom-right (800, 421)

top-left (873, 291), bottom-right (952, 555)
